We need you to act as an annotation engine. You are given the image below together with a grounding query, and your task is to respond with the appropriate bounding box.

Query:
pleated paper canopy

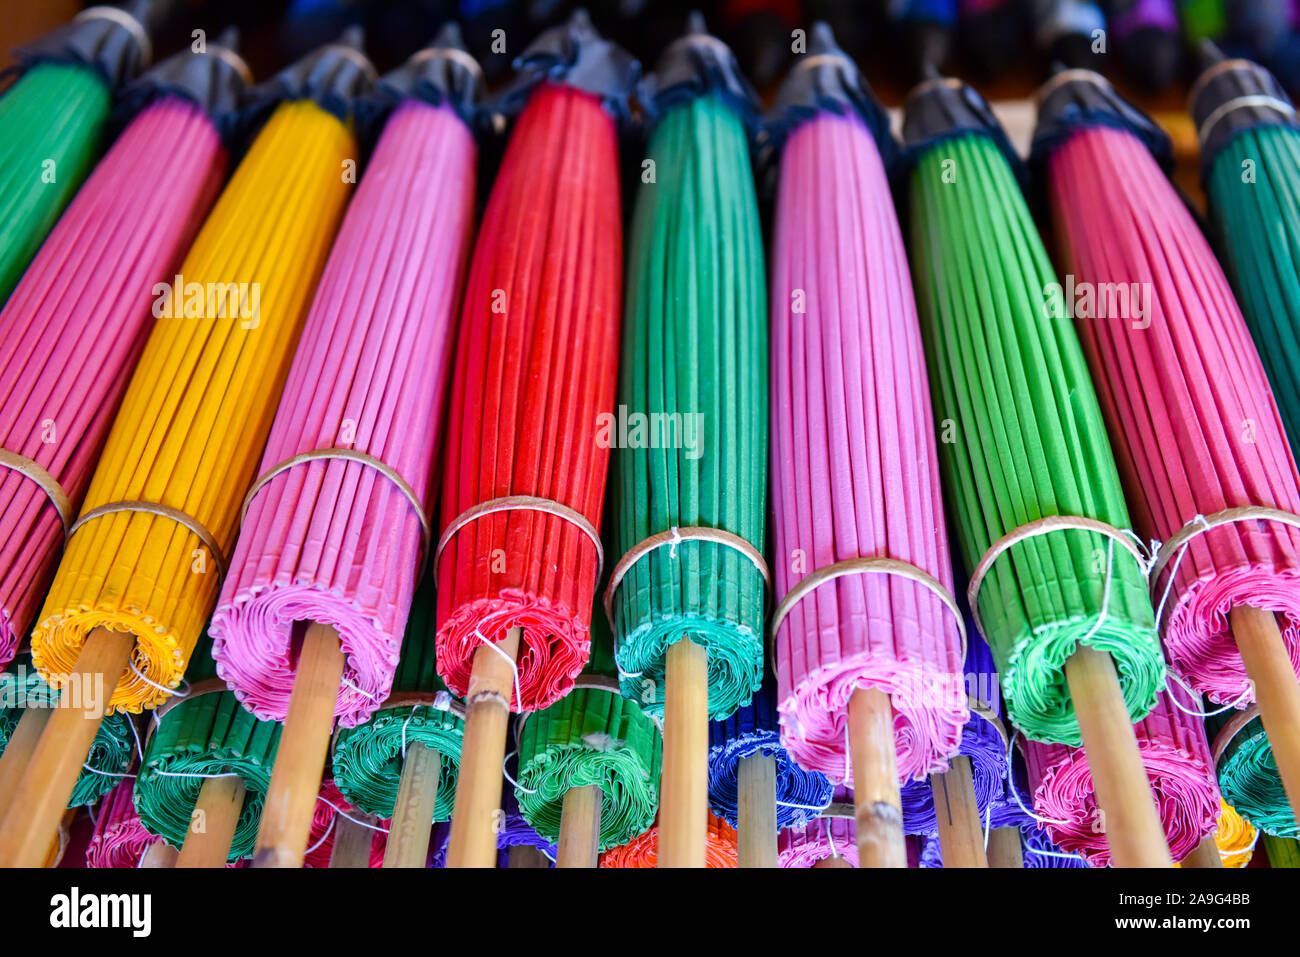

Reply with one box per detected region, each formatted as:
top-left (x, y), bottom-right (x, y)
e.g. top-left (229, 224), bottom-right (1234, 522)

top-left (514, 604), bottom-right (661, 851)
top-left (0, 37), bottom-right (244, 667)
top-left (777, 785), bottom-right (857, 868)
top-left (134, 638), bottom-right (281, 862)
top-left (211, 27), bottom-right (480, 726)
top-left (85, 780), bottom-right (164, 868)
top-left (30, 39), bottom-right (364, 711)
top-left (707, 676), bottom-right (833, 830)
top-left (0, 0), bottom-right (170, 306)
top-left (435, 12), bottom-right (634, 710)
top-left (1209, 705), bottom-right (1296, 837)
top-left (1036, 71), bottom-right (1300, 707)
top-left (333, 573), bottom-right (465, 823)
top-left (903, 78), bottom-right (1163, 744)
top-left (608, 18), bottom-right (767, 720)
top-left (0, 655), bottom-right (137, 807)
top-left (767, 24), bottom-right (966, 782)
top-left (1022, 685), bottom-right (1220, 865)
top-left (599, 812), bottom-right (738, 867)
top-left (1197, 58), bottom-right (1300, 450)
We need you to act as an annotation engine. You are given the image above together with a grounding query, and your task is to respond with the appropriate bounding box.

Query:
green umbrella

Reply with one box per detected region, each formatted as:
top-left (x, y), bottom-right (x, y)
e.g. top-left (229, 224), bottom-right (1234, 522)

top-left (333, 573), bottom-right (464, 867)
top-left (0, 1), bottom-right (167, 306)
top-left (514, 606), bottom-right (661, 864)
top-left (607, 17), bottom-right (766, 866)
top-left (134, 639), bottom-right (281, 864)
top-left (903, 78), bottom-right (1169, 865)
top-left (1196, 57), bottom-right (1300, 449)
top-left (1264, 833), bottom-right (1300, 867)
top-left (1209, 705), bottom-right (1297, 838)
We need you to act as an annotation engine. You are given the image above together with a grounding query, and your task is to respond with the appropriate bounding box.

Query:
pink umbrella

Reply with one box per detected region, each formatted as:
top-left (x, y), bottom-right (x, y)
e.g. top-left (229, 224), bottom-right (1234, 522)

top-left (1037, 70), bottom-right (1300, 824)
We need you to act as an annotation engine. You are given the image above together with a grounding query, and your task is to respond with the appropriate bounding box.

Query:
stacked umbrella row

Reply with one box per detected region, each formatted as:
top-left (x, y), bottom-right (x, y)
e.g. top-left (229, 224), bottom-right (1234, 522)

top-left (2, 3), bottom-right (1300, 869)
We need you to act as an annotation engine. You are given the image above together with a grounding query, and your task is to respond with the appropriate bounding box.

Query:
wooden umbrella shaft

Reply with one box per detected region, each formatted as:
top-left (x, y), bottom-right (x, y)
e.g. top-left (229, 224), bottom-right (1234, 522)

top-left (848, 686), bottom-right (906, 868)
top-left (177, 775), bottom-right (246, 868)
top-left (987, 827), bottom-right (1024, 868)
top-left (1180, 834), bottom-right (1224, 868)
top-left (139, 842), bottom-right (180, 868)
top-left (0, 704), bottom-right (53, 821)
top-left (737, 753), bottom-right (778, 868)
top-left (556, 784), bottom-right (602, 867)
top-left (508, 845), bottom-right (551, 867)
top-left (382, 742), bottom-right (441, 868)
top-left (0, 626), bottom-right (134, 866)
top-left (931, 755), bottom-right (989, 867)
top-left (1230, 604), bottom-right (1300, 826)
top-left (658, 638), bottom-right (708, 868)
top-left (445, 626), bottom-right (521, 868)
top-left (253, 621), bottom-right (346, 868)
top-left (329, 811), bottom-right (378, 867)
top-left (1063, 645), bottom-right (1172, 867)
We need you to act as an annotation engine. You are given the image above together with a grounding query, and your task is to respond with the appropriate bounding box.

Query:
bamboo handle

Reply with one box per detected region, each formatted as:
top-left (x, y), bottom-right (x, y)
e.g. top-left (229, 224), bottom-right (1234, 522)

top-left (383, 742), bottom-right (441, 868)
top-left (328, 811), bottom-right (377, 868)
top-left (1180, 834), bottom-right (1224, 868)
top-left (139, 842), bottom-right (180, 868)
top-left (931, 755), bottom-right (989, 867)
top-left (446, 626), bottom-right (521, 868)
top-left (43, 808), bottom-right (75, 867)
top-left (658, 638), bottom-right (708, 868)
top-left (987, 826), bottom-right (1024, 868)
top-left (813, 854), bottom-right (853, 868)
top-left (0, 626), bottom-right (133, 866)
top-left (177, 775), bottom-right (246, 868)
top-left (1064, 645), bottom-right (1172, 867)
top-left (737, 753), bottom-right (778, 868)
top-left (253, 622), bottom-right (345, 868)
top-left (508, 845), bottom-right (551, 868)
top-left (848, 686), bottom-right (906, 868)
top-left (556, 784), bottom-right (602, 867)
top-left (1230, 605), bottom-right (1300, 825)
top-left (0, 704), bottom-right (53, 820)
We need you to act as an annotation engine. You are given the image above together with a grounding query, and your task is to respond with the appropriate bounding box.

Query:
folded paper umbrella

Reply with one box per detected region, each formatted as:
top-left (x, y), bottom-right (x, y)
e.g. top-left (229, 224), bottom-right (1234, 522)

top-left (1208, 704), bottom-right (1296, 837)
top-left (1022, 685), bottom-right (1220, 866)
top-left (436, 12), bottom-right (633, 868)
top-left (1264, 833), bottom-right (1300, 866)
top-left (0, 35), bottom-right (246, 811)
top-left (1019, 825), bottom-right (1088, 867)
top-left (133, 636), bottom-right (282, 867)
top-left (768, 27), bottom-right (971, 868)
top-left (332, 572), bottom-right (467, 868)
top-left (0, 653), bottom-right (141, 854)
top-left (904, 76), bottom-right (1170, 866)
top-left (900, 627), bottom-right (1008, 862)
top-left (0, 0), bottom-right (171, 307)
top-left (86, 779), bottom-right (165, 868)
top-left (708, 676), bottom-right (834, 867)
top-left (607, 17), bottom-right (766, 869)
top-left (1037, 69), bottom-right (1300, 827)
top-left (209, 28), bottom-right (478, 871)
top-left (599, 811), bottom-right (738, 868)
top-left (0, 37), bottom-right (365, 867)
top-left (514, 601), bottom-right (661, 867)
top-left (1195, 57), bottom-right (1300, 454)
top-left (777, 785), bottom-right (857, 868)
